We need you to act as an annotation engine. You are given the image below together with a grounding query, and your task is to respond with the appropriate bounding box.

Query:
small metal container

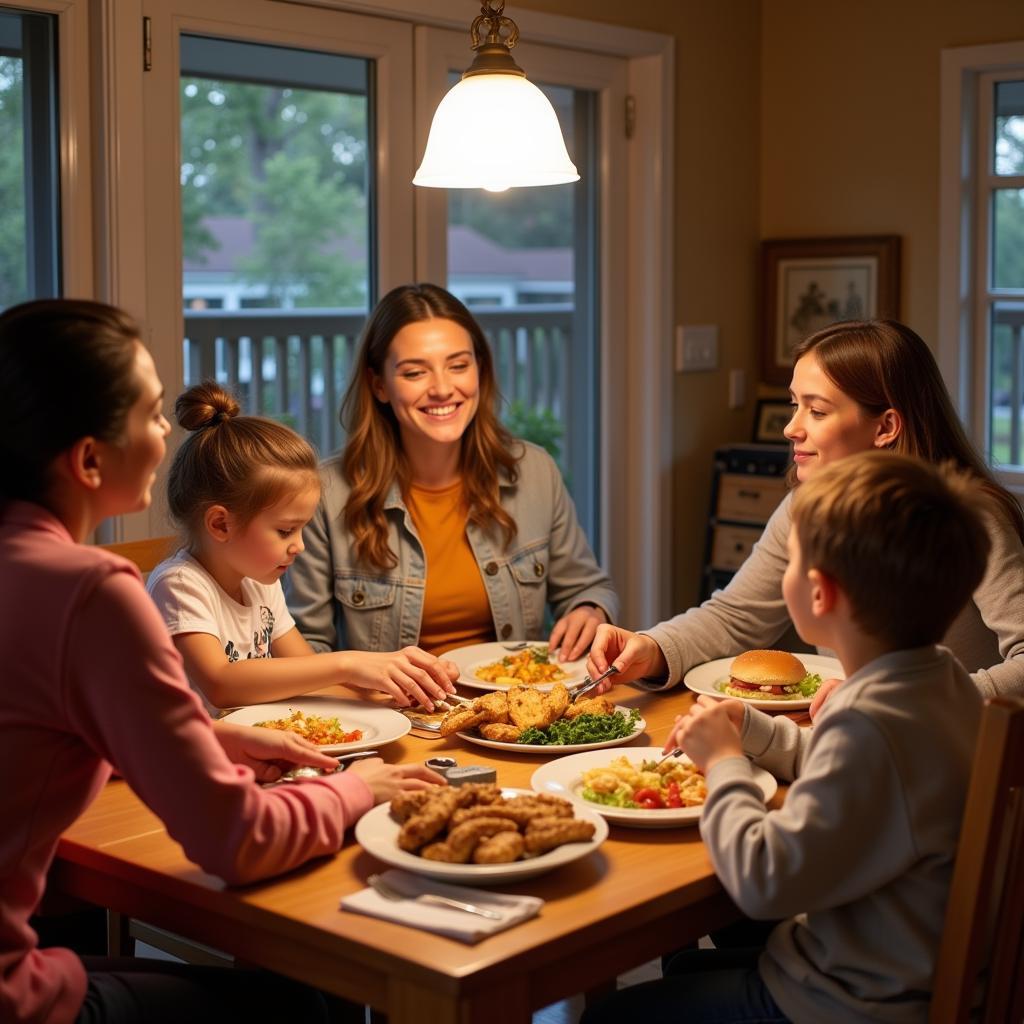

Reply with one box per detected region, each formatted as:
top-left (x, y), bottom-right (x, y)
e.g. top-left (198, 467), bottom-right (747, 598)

top-left (424, 756), bottom-right (459, 780)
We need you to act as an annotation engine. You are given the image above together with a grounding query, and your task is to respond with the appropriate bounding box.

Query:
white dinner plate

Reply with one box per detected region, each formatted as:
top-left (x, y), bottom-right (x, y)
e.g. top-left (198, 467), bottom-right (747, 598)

top-left (457, 707), bottom-right (647, 754)
top-left (531, 747), bottom-right (778, 829)
top-left (221, 698), bottom-right (410, 754)
top-left (354, 787), bottom-right (608, 884)
top-left (443, 641), bottom-right (587, 693)
top-left (682, 654), bottom-right (844, 711)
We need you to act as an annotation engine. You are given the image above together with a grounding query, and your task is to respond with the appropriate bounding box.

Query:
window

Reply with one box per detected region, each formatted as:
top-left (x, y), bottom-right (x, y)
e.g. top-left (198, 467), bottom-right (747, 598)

top-left (179, 34), bottom-right (373, 453)
top-left (985, 76), bottom-right (1024, 466)
top-left (940, 42), bottom-right (1024, 491)
top-left (0, 8), bottom-right (59, 309)
top-left (446, 81), bottom-right (600, 538)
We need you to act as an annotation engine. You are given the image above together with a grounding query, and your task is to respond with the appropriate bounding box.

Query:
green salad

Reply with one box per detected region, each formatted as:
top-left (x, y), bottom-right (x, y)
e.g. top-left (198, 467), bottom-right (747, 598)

top-left (517, 707), bottom-right (641, 746)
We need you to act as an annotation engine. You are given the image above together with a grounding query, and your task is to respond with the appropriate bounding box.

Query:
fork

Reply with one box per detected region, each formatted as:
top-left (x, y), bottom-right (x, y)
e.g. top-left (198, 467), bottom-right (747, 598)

top-left (569, 664), bottom-right (620, 703)
top-left (653, 747), bottom-right (684, 769)
top-left (501, 641), bottom-right (529, 651)
top-left (367, 873), bottom-right (503, 920)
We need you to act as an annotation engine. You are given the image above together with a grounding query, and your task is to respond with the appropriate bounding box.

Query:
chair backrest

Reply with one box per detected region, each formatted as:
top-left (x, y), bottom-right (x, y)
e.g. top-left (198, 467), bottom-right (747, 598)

top-left (99, 535), bottom-right (176, 576)
top-left (929, 696), bottom-right (1024, 1023)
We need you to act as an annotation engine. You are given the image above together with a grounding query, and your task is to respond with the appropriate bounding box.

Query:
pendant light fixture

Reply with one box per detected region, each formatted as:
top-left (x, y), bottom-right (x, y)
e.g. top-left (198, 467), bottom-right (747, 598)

top-left (413, 1), bottom-right (580, 193)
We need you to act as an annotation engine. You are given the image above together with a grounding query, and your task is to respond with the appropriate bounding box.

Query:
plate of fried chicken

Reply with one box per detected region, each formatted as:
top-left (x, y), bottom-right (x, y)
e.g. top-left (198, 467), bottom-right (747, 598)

top-left (437, 684), bottom-right (646, 753)
top-left (354, 783), bottom-right (609, 883)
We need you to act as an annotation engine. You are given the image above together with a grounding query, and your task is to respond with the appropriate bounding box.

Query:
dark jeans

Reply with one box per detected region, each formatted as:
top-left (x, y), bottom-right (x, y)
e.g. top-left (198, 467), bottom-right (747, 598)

top-left (581, 946), bottom-right (789, 1024)
top-left (77, 957), bottom-right (332, 1024)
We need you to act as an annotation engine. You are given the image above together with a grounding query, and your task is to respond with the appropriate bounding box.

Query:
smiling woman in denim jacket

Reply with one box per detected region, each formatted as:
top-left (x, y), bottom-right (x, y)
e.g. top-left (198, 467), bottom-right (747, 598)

top-left (286, 283), bottom-right (618, 661)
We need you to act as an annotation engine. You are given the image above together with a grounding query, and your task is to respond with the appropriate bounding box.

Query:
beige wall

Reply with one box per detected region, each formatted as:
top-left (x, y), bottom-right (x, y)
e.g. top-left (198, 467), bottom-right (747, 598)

top-left (762, 0), bottom-right (1024, 347)
top-left (517, 0), bottom-right (1024, 617)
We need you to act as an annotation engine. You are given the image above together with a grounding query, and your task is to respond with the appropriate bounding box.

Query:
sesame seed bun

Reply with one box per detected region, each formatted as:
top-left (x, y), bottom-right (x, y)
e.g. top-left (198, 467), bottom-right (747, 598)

top-left (729, 649), bottom-right (806, 687)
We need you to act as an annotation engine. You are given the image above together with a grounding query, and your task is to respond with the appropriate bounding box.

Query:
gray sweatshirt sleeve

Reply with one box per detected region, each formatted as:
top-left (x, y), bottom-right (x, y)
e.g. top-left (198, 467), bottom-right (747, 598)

top-left (700, 710), bottom-right (915, 920)
top-left (739, 705), bottom-right (813, 782)
top-left (284, 488), bottom-right (337, 654)
top-left (966, 504), bottom-right (1024, 699)
top-left (640, 494), bottom-right (796, 688)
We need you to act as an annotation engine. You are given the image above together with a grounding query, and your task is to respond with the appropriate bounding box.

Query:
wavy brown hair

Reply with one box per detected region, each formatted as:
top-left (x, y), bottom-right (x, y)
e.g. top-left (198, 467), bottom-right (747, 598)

top-left (339, 283), bottom-right (520, 570)
top-left (167, 381), bottom-right (319, 542)
top-left (790, 319), bottom-right (1024, 540)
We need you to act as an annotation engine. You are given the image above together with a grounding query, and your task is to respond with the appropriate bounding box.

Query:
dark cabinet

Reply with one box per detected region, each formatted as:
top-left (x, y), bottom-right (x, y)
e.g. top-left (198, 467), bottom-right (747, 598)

top-left (700, 444), bottom-right (790, 601)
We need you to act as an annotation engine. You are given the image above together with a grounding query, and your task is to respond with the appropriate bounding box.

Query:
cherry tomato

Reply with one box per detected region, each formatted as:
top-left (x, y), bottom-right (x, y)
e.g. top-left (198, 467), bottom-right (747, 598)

top-left (665, 781), bottom-right (683, 808)
top-left (633, 787), bottom-right (664, 809)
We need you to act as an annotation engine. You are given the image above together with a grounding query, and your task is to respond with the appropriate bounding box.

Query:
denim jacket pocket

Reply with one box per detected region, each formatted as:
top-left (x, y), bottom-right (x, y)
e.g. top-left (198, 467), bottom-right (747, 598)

top-left (509, 542), bottom-right (550, 587)
top-left (334, 573), bottom-right (400, 650)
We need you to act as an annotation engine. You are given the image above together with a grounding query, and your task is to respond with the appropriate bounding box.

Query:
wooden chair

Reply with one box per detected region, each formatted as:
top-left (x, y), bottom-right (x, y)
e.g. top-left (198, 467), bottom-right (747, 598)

top-left (99, 534), bottom-right (176, 577)
top-left (929, 696), bottom-right (1024, 1023)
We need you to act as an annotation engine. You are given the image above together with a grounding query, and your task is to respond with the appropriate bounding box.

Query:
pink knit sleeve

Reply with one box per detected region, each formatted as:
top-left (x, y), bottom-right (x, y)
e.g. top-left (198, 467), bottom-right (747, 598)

top-left (62, 568), bottom-right (373, 884)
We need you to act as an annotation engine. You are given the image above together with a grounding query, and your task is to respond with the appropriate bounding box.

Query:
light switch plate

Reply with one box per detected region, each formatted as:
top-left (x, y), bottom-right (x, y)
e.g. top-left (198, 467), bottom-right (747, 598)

top-left (676, 324), bottom-right (718, 373)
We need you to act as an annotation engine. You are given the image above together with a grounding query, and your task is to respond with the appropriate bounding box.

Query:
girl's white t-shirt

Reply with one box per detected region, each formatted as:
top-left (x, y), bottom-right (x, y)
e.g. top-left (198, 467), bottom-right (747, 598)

top-left (146, 548), bottom-right (295, 711)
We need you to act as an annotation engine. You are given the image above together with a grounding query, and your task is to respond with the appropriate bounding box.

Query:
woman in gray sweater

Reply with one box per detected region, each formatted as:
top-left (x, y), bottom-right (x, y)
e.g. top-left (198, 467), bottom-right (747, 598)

top-left (587, 319), bottom-right (1024, 701)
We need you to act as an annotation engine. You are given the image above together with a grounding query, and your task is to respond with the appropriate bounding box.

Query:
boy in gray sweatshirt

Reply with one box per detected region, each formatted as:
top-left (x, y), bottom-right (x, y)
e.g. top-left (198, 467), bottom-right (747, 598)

top-left (583, 451), bottom-right (990, 1024)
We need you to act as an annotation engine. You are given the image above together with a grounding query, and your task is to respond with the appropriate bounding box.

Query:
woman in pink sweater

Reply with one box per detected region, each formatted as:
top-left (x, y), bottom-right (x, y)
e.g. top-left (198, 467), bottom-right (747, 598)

top-left (0, 299), bottom-right (442, 1024)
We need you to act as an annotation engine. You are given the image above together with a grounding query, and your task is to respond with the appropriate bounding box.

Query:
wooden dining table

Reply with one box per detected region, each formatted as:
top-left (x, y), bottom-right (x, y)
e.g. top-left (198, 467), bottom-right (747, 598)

top-left (50, 684), bottom-right (786, 1024)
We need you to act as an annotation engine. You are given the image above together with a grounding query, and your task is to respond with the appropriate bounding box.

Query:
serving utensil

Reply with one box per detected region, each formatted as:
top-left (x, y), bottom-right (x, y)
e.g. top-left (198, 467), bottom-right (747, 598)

top-left (569, 665), bottom-right (620, 704)
top-left (367, 873), bottom-right (503, 920)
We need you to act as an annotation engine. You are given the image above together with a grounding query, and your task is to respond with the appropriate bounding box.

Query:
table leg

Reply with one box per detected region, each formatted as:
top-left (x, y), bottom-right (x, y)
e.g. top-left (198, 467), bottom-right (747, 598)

top-left (106, 911), bottom-right (133, 956)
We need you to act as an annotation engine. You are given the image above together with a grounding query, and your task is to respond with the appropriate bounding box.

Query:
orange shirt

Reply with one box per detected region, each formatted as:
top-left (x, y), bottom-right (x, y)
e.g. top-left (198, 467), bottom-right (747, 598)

top-left (406, 480), bottom-right (495, 656)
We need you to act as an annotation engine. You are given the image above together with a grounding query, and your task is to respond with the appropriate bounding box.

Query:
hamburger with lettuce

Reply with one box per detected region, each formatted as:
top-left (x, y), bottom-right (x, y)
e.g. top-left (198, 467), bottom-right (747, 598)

top-left (722, 649), bottom-right (822, 701)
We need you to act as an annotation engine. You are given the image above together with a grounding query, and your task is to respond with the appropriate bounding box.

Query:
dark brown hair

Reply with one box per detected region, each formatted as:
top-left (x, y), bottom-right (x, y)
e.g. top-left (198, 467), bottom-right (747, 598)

top-left (0, 298), bottom-right (141, 503)
top-left (167, 381), bottom-right (319, 540)
top-left (339, 283), bottom-right (520, 570)
top-left (791, 319), bottom-right (1024, 539)
top-left (791, 451), bottom-right (990, 649)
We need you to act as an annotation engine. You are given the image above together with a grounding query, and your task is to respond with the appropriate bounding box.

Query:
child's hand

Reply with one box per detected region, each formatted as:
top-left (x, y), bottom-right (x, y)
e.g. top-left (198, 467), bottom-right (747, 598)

top-left (343, 647), bottom-right (458, 710)
top-left (213, 720), bottom-right (339, 783)
top-left (347, 758), bottom-right (446, 804)
top-left (585, 624), bottom-right (667, 691)
top-left (666, 697), bottom-right (743, 774)
top-left (809, 676), bottom-right (843, 721)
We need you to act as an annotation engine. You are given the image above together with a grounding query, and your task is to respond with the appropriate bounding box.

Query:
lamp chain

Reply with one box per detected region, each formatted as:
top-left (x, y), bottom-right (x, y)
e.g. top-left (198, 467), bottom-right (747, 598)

top-left (471, 1), bottom-right (519, 51)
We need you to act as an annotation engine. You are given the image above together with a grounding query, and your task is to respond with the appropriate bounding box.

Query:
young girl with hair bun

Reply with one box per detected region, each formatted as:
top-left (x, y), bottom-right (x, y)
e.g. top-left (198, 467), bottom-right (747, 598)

top-left (147, 381), bottom-right (458, 712)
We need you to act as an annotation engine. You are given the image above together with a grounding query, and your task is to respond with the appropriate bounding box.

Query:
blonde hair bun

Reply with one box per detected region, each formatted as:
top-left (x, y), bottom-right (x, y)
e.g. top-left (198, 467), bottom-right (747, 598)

top-left (175, 381), bottom-right (241, 432)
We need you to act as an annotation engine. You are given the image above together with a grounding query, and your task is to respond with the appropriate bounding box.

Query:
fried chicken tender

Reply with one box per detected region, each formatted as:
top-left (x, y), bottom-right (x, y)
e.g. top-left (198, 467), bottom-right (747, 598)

top-left (397, 789), bottom-right (459, 851)
top-left (473, 831), bottom-right (525, 864)
top-left (508, 685), bottom-right (550, 730)
top-left (474, 690), bottom-right (511, 724)
top-left (389, 790), bottom-right (434, 823)
top-left (439, 691), bottom-right (511, 736)
top-left (438, 704), bottom-right (486, 737)
top-left (523, 816), bottom-right (596, 854)
top-left (542, 682), bottom-right (570, 722)
top-left (563, 695), bottom-right (616, 719)
top-left (450, 795), bottom-right (573, 828)
top-left (422, 817), bottom-right (518, 864)
top-left (453, 782), bottom-right (503, 807)
top-left (479, 723), bottom-right (523, 742)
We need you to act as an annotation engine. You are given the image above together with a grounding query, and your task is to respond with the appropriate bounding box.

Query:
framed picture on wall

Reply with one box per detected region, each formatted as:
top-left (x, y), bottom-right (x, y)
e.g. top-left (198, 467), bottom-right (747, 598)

top-left (753, 399), bottom-right (792, 444)
top-left (760, 235), bottom-right (900, 385)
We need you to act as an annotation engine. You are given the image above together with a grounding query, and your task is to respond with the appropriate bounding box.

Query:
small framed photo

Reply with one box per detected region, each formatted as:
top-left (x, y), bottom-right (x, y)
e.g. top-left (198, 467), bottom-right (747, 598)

top-left (760, 235), bottom-right (901, 385)
top-left (753, 399), bottom-right (793, 444)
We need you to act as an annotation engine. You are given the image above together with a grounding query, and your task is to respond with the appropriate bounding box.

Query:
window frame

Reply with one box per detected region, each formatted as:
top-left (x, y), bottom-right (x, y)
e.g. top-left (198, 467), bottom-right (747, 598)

top-left (0, 0), bottom-right (94, 298)
top-left (940, 39), bottom-right (1024, 494)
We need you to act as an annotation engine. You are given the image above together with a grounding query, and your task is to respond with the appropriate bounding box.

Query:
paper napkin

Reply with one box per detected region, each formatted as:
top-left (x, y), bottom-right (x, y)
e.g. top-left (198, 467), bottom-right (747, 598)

top-left (340, 869), bottom-right (543, 943)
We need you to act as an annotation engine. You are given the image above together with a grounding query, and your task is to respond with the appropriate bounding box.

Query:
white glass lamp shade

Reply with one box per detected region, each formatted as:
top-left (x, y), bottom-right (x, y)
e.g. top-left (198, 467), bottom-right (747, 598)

top-left (413, 73), bottom-right (579, 191)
